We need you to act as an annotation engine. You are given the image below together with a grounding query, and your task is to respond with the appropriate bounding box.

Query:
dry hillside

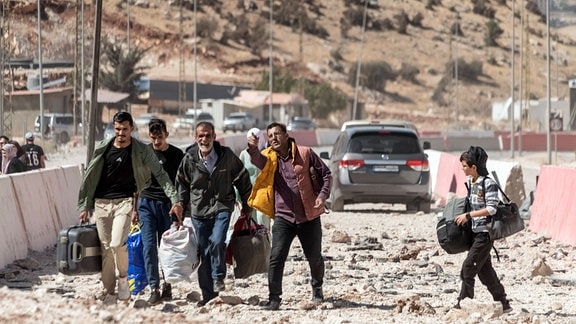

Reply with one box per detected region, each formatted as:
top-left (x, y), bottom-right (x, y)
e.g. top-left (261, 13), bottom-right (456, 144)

top-left (5, 0), bottom-right (576, 131)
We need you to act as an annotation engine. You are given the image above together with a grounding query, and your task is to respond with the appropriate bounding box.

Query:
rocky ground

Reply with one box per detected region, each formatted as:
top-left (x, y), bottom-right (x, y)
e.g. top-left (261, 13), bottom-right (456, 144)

top-left (1, 146), bottom-right (576, 323)
top-left (1, 203), bottom-right (576, 324)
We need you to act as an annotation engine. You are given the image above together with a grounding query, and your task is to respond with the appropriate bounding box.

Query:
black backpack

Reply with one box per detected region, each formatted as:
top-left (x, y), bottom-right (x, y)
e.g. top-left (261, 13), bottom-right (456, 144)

top-left (436, 196), bottom-right (472, 254)
top-left (481, 176), bottom-right (525, 240)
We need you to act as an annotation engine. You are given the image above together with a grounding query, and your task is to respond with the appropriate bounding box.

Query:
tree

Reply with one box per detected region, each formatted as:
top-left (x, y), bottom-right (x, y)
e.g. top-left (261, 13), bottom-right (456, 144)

top-left (304, 81), bottom-right (347, 118)
top-left (254, 67), bottom-right (346, 118)
top-left (99, 36), bottom-right (150, 106)
top-left (254, 67), bottom-right (297, 93)
top-left (485, 19), bottom-right (503, 47)
top-left (348, 61), bottom-right (396, 92)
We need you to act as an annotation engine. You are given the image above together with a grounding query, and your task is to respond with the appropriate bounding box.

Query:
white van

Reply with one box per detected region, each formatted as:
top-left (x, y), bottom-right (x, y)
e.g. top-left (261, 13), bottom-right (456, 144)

top-left (33, 113), bottom-right (80, 143)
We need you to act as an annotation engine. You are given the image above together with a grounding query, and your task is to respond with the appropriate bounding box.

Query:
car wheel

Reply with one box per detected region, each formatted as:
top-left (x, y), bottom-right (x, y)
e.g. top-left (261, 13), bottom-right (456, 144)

top-left (418, 200), bottom-right (431, 213)
top-left (406, 202), bottom-right (418, 212)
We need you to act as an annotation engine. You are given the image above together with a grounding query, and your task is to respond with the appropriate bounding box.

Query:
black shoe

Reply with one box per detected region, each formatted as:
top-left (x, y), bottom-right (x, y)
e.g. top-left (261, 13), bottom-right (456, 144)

top-left (148, 290), bottom-right (161, 305)
top-left (196, 295), bottom-right (216, 307)
top-left (454, 301), bottom-right (461, 309)
top-left (197, 299), bottom-right (210, 307)
top-left (161, 283), bottom-right (172, 301)
top-left (501, 300), bottom-right (512, 313)
top-left (312, 288), bottom-right (324, 302)
top-left (213, 279), bottom-right (225, 292)
top-left (261, 298), bottom-right (281, 311)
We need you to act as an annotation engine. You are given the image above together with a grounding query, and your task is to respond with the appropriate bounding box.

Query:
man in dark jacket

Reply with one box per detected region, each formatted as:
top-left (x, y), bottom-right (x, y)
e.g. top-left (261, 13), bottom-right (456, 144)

top-left (175, 121), bottom-right (252, 306)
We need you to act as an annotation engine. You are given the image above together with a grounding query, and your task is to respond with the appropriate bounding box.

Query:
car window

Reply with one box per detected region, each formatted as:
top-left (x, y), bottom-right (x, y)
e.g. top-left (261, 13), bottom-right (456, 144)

top-left (56, 116), bottom-right (74, 125)
top-left (331, 134), bottom-right (347, 157)
top-left (349, 132), bottom-right (420, 154)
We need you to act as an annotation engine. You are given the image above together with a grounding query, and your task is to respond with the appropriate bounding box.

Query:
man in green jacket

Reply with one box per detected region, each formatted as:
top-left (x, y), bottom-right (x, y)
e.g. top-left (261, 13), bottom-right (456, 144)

top-left (77, 111), bottom-right (183, 305)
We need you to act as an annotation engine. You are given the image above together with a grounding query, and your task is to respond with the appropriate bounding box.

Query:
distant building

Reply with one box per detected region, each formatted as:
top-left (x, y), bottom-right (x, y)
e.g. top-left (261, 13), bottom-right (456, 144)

top-left (233, 90), bottom-right (308, 125)
top-left (147, 80), bottom-right (250, 114)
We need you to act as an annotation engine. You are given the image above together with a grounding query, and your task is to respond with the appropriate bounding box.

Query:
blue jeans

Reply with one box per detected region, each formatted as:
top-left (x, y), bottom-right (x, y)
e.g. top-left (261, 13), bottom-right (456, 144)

top-left (268, 216), bottom-right (324, 299)
top-left (137, 197), bottom-right (172, 290)
top-left (192, 211), bottom-right (231, 300)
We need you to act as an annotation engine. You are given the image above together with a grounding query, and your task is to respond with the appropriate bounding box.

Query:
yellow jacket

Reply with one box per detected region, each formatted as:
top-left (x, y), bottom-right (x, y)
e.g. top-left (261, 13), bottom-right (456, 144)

top-left (248, 141), bottom-right (326, 220)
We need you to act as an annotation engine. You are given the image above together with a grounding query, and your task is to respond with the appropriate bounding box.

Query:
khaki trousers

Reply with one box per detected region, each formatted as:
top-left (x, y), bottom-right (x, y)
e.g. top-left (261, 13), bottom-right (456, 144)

top-left (93, 197), bottom-right (133, 294)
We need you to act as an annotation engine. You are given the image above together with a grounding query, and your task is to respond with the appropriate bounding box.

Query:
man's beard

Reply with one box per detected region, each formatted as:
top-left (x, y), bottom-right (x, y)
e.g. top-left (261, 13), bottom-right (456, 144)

top-left (199, 143), bottom-right (213, 154)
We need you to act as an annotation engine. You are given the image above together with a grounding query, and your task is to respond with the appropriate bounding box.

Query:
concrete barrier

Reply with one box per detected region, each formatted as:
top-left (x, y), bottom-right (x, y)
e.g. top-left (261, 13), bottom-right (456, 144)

top-left (0, 176), bottom-right (29, 269)
top-left (316, 129), bottom-right (340, 146)
top-left (424, 149), bottom-right (442, 201)
top-left (486, 161), bottom-right (526, 205)
top-left (44, 166), bottom-right (82, 228)
top-left (530, 165), bottom-right (576, 246)
top-left (499, 132), bottom-right (576, 152)
top-left (432, 152), bottom-right (469, 206)
top-left (9, 171), bottom-right (60, 251)
top-left (421, 136), bottom-right (501, 152)
top-left (288, 130), bottom-right (318, 147)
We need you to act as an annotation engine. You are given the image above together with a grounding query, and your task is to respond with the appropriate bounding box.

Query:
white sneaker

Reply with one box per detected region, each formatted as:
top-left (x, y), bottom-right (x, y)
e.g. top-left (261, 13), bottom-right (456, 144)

top-left (103, 294), bottom-right (117, 305)
top-left (117, 277), bottom-right (130, 301)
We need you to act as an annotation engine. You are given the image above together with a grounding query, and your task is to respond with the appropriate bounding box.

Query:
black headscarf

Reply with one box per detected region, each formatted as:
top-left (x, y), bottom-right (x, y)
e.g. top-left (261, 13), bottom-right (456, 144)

top-left (466, 146), bottom-right (489, 176)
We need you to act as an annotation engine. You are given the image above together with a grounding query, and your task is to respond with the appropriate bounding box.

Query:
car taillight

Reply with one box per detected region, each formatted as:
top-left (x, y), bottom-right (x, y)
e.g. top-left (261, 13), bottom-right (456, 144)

top-left (339, 159), bottom-right (365, 170)
top-left (406, 160), bottom-right (429, 172)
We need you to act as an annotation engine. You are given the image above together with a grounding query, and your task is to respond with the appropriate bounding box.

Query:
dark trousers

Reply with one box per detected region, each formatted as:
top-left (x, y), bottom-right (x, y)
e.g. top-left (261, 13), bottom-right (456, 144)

top-left (459, 232), bottom-right (507, 302)
top-left (268, 216), bottom-right (324, 299)
top-left (137, 197), bottom-right (172, 290)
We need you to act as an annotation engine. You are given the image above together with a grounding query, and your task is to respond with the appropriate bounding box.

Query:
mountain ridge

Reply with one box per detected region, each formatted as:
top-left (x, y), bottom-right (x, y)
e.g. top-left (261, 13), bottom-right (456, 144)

top-left (6, 0), bottom-right (576, 131)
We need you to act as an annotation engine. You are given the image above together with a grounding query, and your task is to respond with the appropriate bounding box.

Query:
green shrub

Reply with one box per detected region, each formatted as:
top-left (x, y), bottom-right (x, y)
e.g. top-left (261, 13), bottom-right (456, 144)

top-left (304, 81), bottom-right (347, 117)
top-left (394, 11), bottom-right (409, 34)
top-left (348, 61), bottom-right (396, 92)
top-left (485, 19), bottom-right (503, 47)
top-left (197, 16), bottom-right (219, 40)
top-left (398, 63), bottom-right (420, 83)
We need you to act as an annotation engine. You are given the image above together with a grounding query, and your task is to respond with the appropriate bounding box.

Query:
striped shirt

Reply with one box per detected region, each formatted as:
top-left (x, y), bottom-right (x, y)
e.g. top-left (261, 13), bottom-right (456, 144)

top-left (468, 175), bottom-right (500, 233)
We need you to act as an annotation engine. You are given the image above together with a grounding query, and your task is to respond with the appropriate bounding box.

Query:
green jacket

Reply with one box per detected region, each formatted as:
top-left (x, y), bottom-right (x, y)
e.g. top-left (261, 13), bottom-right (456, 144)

top-left (77, 137), bottom-right (179, 212)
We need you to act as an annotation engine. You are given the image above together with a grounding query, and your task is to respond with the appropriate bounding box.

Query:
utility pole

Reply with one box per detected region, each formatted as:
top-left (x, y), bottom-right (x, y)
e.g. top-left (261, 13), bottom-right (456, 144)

top-left (126, 0), bottom-right (131, 113)
top-left (193, 0), bottom-right (197, 116)
top-left (38, 0), bottom-right (45, 141)
top-left (510, 0), bottom-right (515, 158)
top-left (178, 1), bottom-right (186, 118)
top-left (453, 12), bottom-right (459, 129)
top-left (268, 0), bottom-right (273, 123)
top-left (352, 0), bottom-right (368, 121)
top-left (87, 0), bottom-right (103, 164)
top-left (0, 0), bottom-right (9, 136)
top-left (546, 0), bottom-right (551, 164)
top-left (81, 0), bottom-right (86, 145)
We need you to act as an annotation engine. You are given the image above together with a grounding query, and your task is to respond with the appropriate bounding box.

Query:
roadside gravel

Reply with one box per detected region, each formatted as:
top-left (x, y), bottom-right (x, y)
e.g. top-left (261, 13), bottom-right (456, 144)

top-left (1, 146), bottom-right (574, 323)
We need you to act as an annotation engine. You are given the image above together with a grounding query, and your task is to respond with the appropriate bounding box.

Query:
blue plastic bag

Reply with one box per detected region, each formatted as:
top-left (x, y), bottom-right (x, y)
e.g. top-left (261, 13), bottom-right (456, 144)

top-left (127, 226), bottom-right (148, 295)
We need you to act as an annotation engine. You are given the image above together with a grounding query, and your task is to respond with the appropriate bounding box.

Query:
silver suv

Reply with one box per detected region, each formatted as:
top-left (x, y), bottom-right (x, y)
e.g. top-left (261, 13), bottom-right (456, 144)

top-left (173, 111), bottom-right (215, 134)
top-left (34, 113), bottom-right (79, 143)
top-left (222, 112), bottom-right (257, 133)
top-left (320, 127), bottom-right (432, 212)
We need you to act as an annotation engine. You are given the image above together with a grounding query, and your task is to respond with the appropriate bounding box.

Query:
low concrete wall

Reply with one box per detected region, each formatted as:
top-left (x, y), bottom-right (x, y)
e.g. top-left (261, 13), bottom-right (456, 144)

top-left (0, 165), bottom-right (82, 268)
top-left (530, 165), bottom-right (576, 246)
